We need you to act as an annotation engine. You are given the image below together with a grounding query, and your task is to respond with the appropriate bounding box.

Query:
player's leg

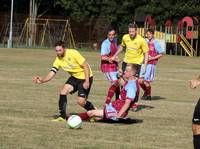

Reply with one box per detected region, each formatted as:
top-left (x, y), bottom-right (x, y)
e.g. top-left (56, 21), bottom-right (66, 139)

top-left (87, 110), bottom-right (104, 120)
top-left (138, 77), bottom-right (147, 99)
top-left (143, 81), bottom-right (151, 100)
top-left (192, 98), bottom-right (200, 149)
top-left (53, 76), bottom-right (77, 121)
top-left (104, 72), bottom-right (120, 104)
top-left (77, 77), bottom-right (95, 111)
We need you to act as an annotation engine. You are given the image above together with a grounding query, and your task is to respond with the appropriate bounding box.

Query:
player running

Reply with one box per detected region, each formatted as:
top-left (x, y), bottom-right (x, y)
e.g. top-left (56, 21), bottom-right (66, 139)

top-left (33, 41), bottom-right (95, 121)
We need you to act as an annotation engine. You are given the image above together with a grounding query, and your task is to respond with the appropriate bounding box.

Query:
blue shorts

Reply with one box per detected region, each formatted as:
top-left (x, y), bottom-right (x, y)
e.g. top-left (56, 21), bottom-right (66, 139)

top-left (140, 64), bottom-right (156, 82)
top-left (104, 103), bottom-right (118, 121)
top-left (103, 72), bottom-right (118, 83)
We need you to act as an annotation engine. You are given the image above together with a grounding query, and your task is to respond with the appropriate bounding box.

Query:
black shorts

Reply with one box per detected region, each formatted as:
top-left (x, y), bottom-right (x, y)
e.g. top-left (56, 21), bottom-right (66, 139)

top-left (122, 62), bottom-right (141, 77)
top-left (192, 98), bottom-right (200, 124)
top-left (66, 76), bottom-right (93, 98)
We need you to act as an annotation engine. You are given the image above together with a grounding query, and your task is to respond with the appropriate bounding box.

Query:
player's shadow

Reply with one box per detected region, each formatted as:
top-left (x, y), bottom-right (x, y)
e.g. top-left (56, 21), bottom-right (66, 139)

top-left (131, 104), bottom-right (154, 112)
top-left (151, 96), bottom-right (165, 100)
top-left (98, 118), bottom-right (143, 125)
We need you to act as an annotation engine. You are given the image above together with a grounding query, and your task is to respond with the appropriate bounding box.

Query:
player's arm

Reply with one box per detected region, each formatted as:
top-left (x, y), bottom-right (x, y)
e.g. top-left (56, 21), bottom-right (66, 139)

top-left (110, 35), bottom-right (125, 62)
top-left (33, 71), bottom-right (56, 84)
top-left (110, 45), bottom-right (123, 63)
top-left (149, 53), bottom-right (163, 61)
top-left (117, 99), bottom-right (132, 118)
top-left (81, 61), bottom-right (90, 89)
top-left (141, 38), bottom-right (149, 74)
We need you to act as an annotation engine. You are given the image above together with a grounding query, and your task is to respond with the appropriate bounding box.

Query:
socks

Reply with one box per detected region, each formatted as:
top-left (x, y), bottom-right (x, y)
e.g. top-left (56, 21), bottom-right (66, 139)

top-left (59, 94), bottom-right (67, 118)
top-left (78, 112), bottom-right (90, 121)
top-left (105, 84), bottom-right (119, 104)
top-left (145, 85), bottom-right (151, 96)
top-left (193, 135), bottom-right (200, 149)
top-left (84, 101), bottom-right (95, 111)
top-left (139, 82), bottom-right (147, 95)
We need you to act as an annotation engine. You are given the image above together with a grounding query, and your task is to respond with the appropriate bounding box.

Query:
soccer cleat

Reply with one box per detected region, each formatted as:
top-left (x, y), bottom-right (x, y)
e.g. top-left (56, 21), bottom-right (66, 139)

top-left (141, 94), bottom-right (147, 100)
top-left (51, 116), bottom-right (66, 122)
top-left (145, 96), bottom-right (152, 100)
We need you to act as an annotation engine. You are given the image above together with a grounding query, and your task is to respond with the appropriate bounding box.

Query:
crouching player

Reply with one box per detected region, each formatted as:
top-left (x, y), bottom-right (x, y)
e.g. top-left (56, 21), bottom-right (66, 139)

top-left (139, 29), bottom-right (164, 100)
top-left (190, 76), bottom-right (200, 149)
top-left (70, 64), bottom-right (139, 121)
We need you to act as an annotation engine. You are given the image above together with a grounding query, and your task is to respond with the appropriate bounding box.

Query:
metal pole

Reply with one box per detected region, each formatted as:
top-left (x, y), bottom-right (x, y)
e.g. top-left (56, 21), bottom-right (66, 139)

top-left (8, 0), bottom-right (14, 48)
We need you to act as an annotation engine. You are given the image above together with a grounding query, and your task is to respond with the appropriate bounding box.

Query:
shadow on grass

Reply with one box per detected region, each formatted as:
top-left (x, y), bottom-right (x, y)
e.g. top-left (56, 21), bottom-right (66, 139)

top-left (151, 96), bottom-right (166, 100)
top-left (131, 104), bottom-right (155, 112)
top-left (97, 118), bottom-right (143, 125)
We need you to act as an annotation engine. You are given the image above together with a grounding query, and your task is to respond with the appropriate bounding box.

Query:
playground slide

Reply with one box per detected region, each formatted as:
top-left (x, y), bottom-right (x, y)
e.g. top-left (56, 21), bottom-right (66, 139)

top-left (180, 34), bottom-right (197, 57)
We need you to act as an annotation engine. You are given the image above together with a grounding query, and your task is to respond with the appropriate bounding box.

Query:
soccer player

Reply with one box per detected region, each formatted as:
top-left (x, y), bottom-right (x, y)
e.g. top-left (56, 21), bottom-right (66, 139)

top-left (190, 76), bottom-right (200, 149)
top-left (70, 64), bottom-right (139, 121)
top-left (138, 29), bottom-right (164, 100)
top-left (33, 41), bottom-right (95, 121)
top-left (110, 23), bottom-right (149, 77)
top-left (100, 28), bottom-right (120, 104)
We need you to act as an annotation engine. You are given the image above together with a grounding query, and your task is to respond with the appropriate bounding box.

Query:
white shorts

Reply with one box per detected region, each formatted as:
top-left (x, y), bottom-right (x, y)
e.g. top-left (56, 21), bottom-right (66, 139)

top-left (103, 71), bottom-right (118, 83)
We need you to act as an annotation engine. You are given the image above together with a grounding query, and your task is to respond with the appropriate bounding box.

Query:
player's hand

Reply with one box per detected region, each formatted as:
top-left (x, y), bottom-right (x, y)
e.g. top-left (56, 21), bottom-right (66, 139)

top-left (148, 56), bottom-right (153, 61)
top-left (83, 80), bottom-right (90, 90)
top-left (109, 56), bottom-right (115, 63)
top-left (190, 79), bottom-right (200, 89)
top-left (33, 76), bottom-right (43, 84)
top-left (114, 56), bottom-right (120, 63)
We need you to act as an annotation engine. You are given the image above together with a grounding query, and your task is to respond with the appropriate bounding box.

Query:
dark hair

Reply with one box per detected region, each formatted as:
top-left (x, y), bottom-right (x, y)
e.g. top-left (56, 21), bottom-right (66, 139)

top-left (146, 28), bottom-right (155, 34)
top-left (128, 23), bottom-right (138, 30)
top-left (107, 27), bottom-right (115, 33)
top-left (54, 40), bottom-right (65, 48)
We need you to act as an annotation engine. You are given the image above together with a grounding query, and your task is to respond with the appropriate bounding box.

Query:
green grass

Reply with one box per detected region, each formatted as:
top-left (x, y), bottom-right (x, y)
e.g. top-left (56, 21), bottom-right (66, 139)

top-left (0, 48), bottom-right (200, 149)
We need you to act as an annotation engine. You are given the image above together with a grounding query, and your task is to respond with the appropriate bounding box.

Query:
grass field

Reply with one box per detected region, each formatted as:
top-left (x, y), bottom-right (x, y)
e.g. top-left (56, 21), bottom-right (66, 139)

top-left (0, 48), bottom-right (200, 149)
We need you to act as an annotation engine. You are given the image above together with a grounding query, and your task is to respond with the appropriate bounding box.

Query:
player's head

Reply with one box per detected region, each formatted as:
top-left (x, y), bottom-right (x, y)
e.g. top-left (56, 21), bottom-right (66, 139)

top-left (146, 28), bottom-right (154, 41)
top-left (124, 64), bottom-right (137, 79)
top-left (55, 40), bottom-right (66, 57)
top-left (107, 28), bottom-right (116, 42)
top-left (128, 23), bottom-right (137, 39)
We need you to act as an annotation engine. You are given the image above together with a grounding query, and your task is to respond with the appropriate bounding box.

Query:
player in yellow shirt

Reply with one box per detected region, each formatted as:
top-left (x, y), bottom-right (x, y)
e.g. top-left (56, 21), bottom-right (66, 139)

top-left (33, 41), bottom-right (95, 121)
top-left (111, 23), bottom-right (149, 76)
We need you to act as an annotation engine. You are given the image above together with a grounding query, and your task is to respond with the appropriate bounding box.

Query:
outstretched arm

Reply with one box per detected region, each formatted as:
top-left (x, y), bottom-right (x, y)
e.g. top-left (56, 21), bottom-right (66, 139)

top-left (110, 45), bottom-right (123, 62)
top-left (33, 71), bottom-right (56, 84)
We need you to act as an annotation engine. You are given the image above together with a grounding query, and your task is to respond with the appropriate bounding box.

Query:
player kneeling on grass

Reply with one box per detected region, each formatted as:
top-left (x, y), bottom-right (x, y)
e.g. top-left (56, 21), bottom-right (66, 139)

top-left (33, 41), bottom-right (95, 122)
top-left (69, 64), bottom-right (139, 122)
top-left (138, 29), bottom-right (164, 100)
top-left (190, 76), bottom-right (200, 149)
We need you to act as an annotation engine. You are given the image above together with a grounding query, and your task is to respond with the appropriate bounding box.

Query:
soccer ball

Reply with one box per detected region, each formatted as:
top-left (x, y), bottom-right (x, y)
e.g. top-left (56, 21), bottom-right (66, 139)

top-left (67, 115), bottom-right (82, 129)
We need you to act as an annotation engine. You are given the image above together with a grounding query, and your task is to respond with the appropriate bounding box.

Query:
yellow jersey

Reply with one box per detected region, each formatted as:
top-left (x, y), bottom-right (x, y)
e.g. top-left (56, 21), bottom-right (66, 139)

top-left (51, 49), bottom-right (93, 79)
top-left (121, 34), bottom-right (149, 64)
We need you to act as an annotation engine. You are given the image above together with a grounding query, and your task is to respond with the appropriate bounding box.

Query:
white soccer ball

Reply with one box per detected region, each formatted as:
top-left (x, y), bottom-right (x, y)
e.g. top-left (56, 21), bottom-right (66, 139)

top-left (67, 115), bottom-right (82, 129)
